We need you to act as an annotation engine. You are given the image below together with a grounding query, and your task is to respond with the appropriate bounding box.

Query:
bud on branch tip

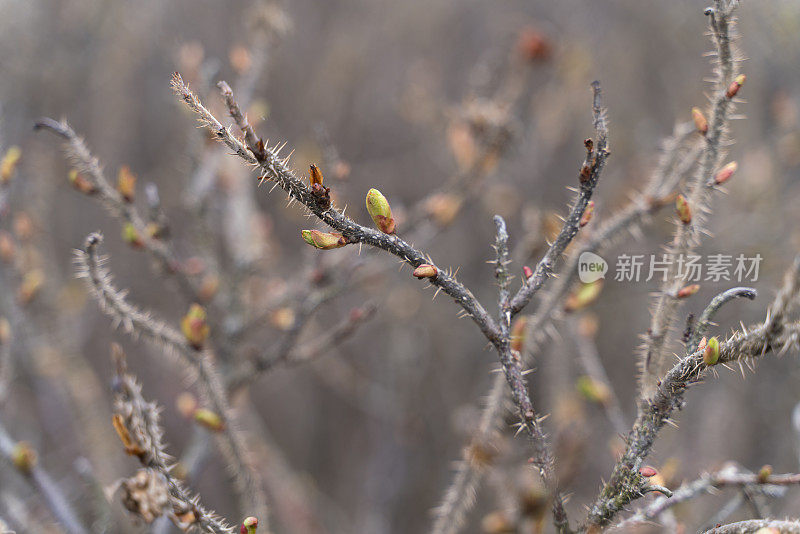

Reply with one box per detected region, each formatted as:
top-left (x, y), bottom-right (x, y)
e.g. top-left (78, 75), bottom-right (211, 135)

top-left (241, 517), bottom-right (258, 534)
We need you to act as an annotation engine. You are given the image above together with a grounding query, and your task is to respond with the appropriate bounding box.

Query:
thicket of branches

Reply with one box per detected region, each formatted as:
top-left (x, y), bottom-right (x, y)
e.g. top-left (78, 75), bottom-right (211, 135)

top-left (2, 0), bottom-right (800, 533)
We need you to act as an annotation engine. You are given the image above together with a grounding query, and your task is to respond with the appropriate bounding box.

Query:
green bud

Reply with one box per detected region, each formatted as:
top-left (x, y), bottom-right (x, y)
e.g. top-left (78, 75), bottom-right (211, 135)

top-left (194, 408), bottom-right (224, 432)
top-left (365, 188), bottom-right (396, 234)
top-left (703, 336), bottom-right (720, 365)
top-left (301, 230), bottom-right (347, 250)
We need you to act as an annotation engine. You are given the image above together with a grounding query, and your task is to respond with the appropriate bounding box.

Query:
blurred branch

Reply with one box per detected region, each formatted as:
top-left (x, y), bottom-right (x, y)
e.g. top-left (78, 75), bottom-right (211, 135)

top-left (33, 118), bottom-right (199, 304)
top-left (74, 233), bottom-right (269, 525)
top-left (0, 418), bottom-right (89, 534)
top-left (705, 519), bottom-right (800, 533)
top-left (620, 463), bottom-right (800, 528)
top-left (110, 347), bottom-right (233, 533)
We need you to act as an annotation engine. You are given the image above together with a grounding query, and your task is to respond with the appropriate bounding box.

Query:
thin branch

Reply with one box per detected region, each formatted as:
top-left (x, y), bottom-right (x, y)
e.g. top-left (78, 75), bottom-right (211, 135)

top-left (621, 464), bottom-right (800, 527)
top-left (508, 81), bottom-right (609, 315)
top-left (704, 519), bottom-right (800, 534)
top-left (641, 0), bottom-right (742, 395)
top-left (569, 317), bottom-right (627, 437)
top-left (172, 73), bottom-right (503, 346)
top-left (583, 253), bottom-right (800, 529)
top-left (494, 214), bottom-right (571, 533)
top-left (33, 118), bottom-right (199, 304)
top-left (688, 287), bottom-right (758, 352)
top-left (0, 418), bottom-right (89, 534)
top-left (430, 120), bottom-right (697, 534)
top-left (111, 347), bottom-right (233, 533)
top-left (74, 233), bottom-right (269, 525)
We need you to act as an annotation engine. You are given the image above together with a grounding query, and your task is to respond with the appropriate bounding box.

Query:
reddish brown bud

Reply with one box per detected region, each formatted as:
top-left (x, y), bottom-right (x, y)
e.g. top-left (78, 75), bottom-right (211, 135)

top-left (198, 274), bottom-right (219, 302)
top-left (112, 414), bottom-right (145, 457)
top-left (523, 265), bottom-right (534, 280)
top-left (516, 28), bottom-right (552, 62)
top-left (714, 161), bottom-right (738, 185)
top-left (424, 193), bottom-right (462, 227)
top-left (677, 284), bottom-right (700, 299)
top-left (117, 166), bottom-right (137, 202)
top-left (580, 201), bottom-right (595, 228)
top-left (176, 392), bottom-right (198, 419)
top-left (68, 168), bottom-right (97, 195)
top-left (697, 337), bottom-right (708, 353)
top-left (726, 74), bottom-right (746, 99)
top-left (675, 194), bottom-right (692, 225)
top-left (309, 164), bottom-right (324, 186)
top-left (639, 466), bottom-right (658, 478)
top-left (692, 107), bottom-right (708, 135)
top-left (510, 317), bottom-right (528, 352)
top-left (412, 264), bottom-right (437, 279)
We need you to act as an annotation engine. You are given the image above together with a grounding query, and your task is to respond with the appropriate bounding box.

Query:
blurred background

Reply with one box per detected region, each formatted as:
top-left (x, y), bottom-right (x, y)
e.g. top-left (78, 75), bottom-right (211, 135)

top-left (1, 0), bottom-right (800, 532)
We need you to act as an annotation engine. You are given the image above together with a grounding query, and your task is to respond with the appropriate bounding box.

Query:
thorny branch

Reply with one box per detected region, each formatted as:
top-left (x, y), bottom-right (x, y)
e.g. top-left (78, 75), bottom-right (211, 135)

top-left (507, 80), bottom-right (609, 316)
top-left (584, 256), bottom-right (800, 530)
top-left (432, 119), bottom-right (697, 534)
top-left (620, 463), bottom-right (800, 528)
top-left (111, 346), bottom-right (233, 533)
top-left (74, 233), bottom-right (269, 527)
top-left (174, 72), bottom-right (610, 533)
top-left (641, 0), bottom-right (741, 395)
top-left (33, 118), bottom-right (200, 304)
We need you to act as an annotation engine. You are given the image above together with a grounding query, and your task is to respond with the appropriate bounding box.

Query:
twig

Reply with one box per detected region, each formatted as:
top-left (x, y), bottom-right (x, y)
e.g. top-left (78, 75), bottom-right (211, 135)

top-left (431, 120), bottom-right (697, 534)
top-left (111, 347), bottom-right (233, 533)
top-left (621, 464), bottom-right (800, 526)
top-left (641, 0), bottom-right (742, 395)
top-left (507, 81), bottom-right (609, 315)
top-left (74, 233), bottom-right (269, 526)
top-left (704, 519), bottom-right (800, 533)
top-left (583, 253), bottom-right (800, 529)
top-left (688, 287), bottom-right (758, 352)
top-left (33, 118), bottom-right (199, 304)
top-left (0, 418), bottom-right (89, 534)
top-left (172, 72), bottom-right (504, 353)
